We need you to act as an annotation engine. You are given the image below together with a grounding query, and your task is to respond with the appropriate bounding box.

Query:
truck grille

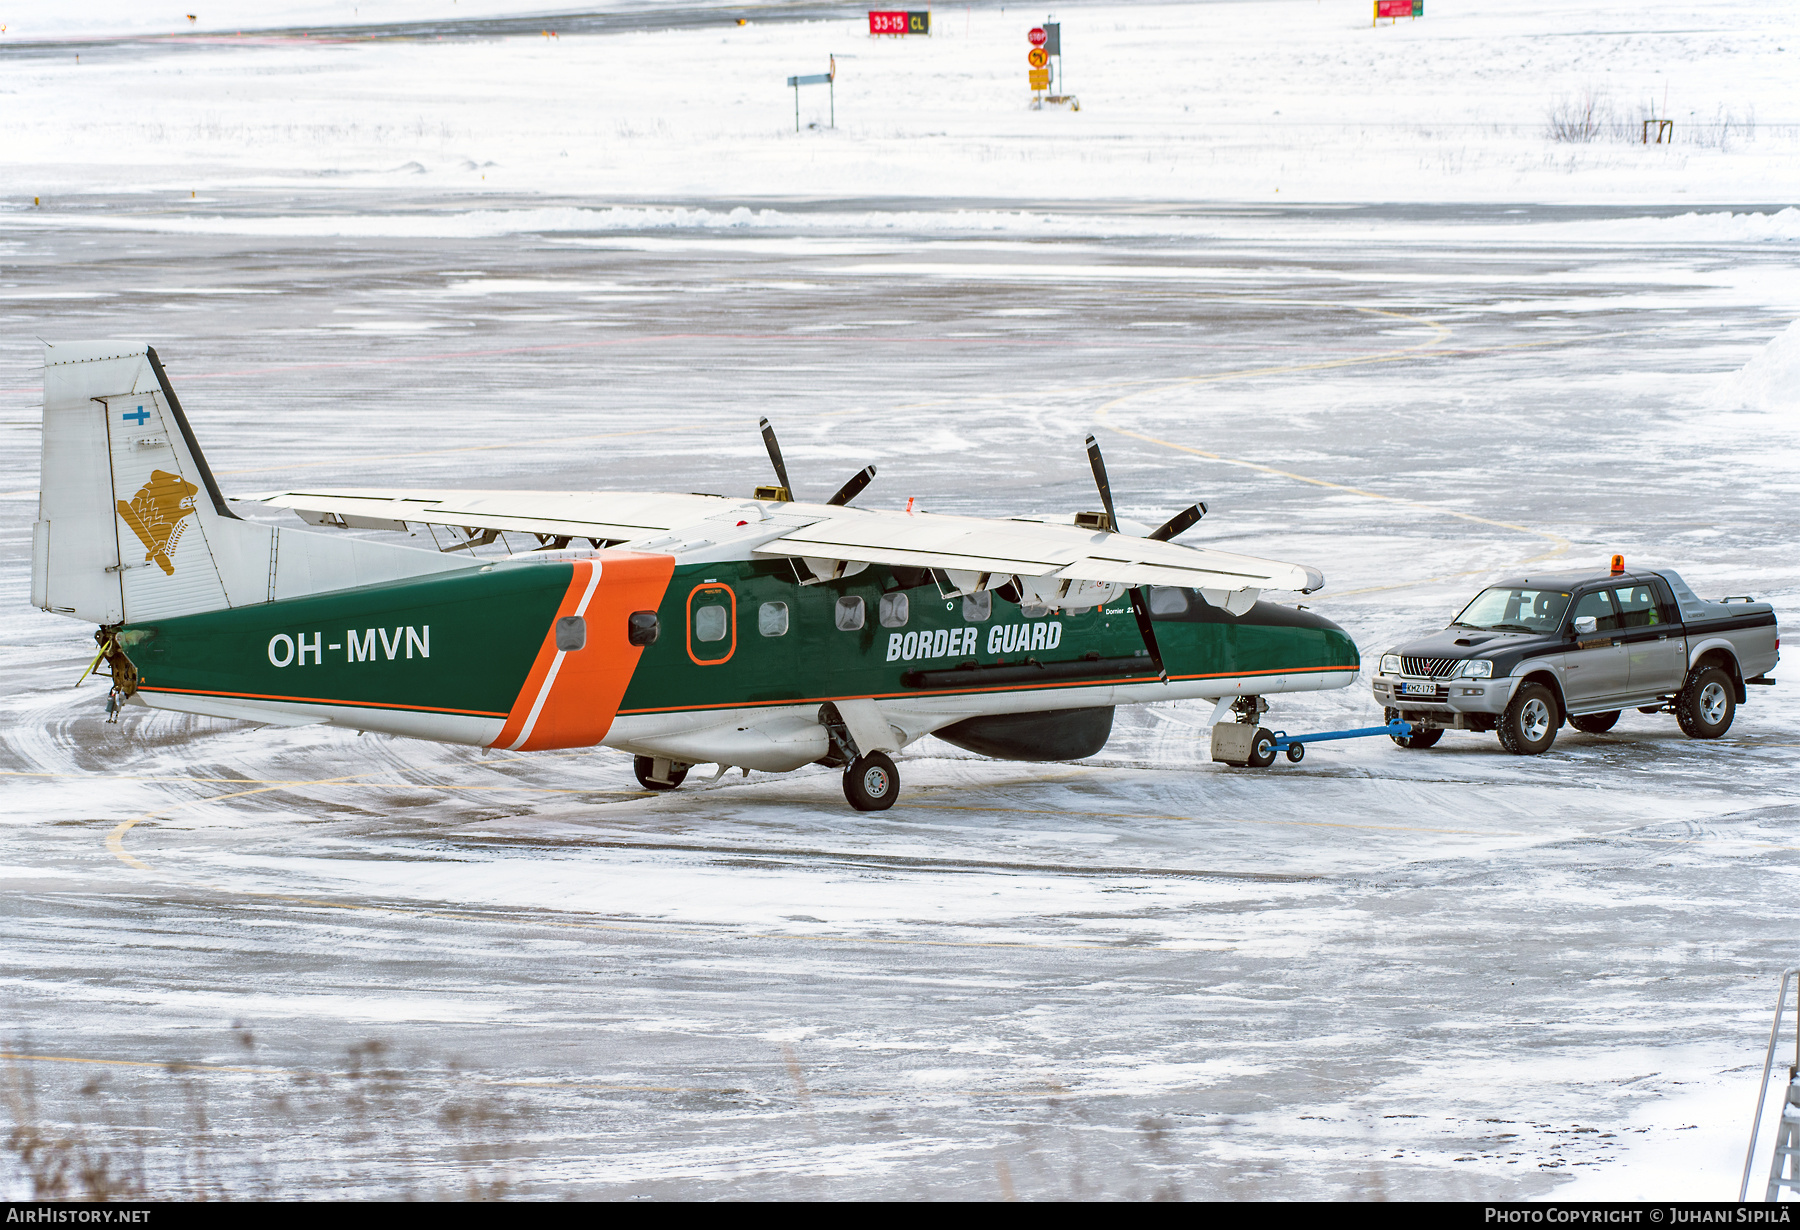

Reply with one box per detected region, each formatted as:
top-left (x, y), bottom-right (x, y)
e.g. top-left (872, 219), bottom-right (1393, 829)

top-left (1402, 656), bottom-right (1458, 678)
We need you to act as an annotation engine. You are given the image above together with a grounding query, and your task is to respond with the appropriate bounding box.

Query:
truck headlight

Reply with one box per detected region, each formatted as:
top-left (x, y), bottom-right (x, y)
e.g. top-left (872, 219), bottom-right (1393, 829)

top-left (1380, 654), bottom-right (1401, 676)
top-left (1458, 659), bottom-right (1493, 678)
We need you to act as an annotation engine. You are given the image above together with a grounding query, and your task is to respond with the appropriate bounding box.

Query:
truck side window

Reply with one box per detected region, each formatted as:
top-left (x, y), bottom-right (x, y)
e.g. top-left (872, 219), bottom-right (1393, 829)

top-left (1571, 589), bottom-right (1621, 633)
top-left (1615, 586), bottom-right (1661, 629)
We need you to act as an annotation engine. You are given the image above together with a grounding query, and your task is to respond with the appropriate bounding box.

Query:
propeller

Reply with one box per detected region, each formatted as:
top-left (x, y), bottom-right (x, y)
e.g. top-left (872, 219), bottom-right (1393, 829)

top-left (827, 465), bottom-right (877, 507)
top-left (758, 417), bottom-right (794, 501)
top-left (756, 418), bottom-right (877, 507)
top-left (1083, 434), bottom-right (1167, 681)
top-left (1148, 502), bottom-right (1206, 542)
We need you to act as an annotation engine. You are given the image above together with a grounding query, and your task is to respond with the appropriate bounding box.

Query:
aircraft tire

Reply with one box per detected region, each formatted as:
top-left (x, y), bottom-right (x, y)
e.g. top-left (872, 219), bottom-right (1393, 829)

top-left (1246, 728), bottom-right (1277, 768)
top-left (843, 751), bottom-right (899, 812)
top-left (633, 755), bottom-right (689, 791)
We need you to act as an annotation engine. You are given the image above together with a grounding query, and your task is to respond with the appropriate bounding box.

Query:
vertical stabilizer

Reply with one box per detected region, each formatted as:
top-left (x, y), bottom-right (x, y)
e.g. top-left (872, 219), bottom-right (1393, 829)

top-left (35, 341), bottom-right (473, 626)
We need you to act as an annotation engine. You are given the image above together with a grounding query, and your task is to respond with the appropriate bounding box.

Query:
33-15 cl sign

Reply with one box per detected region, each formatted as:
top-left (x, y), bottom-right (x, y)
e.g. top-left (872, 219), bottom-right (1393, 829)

top-left (869, 10), bottom-right (930, 34)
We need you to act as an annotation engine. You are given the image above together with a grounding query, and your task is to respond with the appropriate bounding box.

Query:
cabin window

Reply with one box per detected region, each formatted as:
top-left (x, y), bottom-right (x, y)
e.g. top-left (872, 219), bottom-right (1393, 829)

top-left (1148, 586), bottom-right (1189, 616)
top-left (879, 592), bottom-right (909, 628)
top-left (1020, 602), bottom-right (1049, 618)
top-left (962, 592), bottom-right (991, 621)
top-left (835, 596), bottom-right (865, 631)
top-left (627, 611), bottom-right (658, 646)
top-left (758, 601), bottom-right (789, 637)
top-left (554, 615), bottom-right (586, 651)
top-left (694, 603), bottom-right (729, 643)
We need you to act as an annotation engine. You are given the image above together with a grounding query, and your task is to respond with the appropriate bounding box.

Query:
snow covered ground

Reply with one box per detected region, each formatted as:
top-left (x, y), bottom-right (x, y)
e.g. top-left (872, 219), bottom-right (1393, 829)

top-left (1, 0), bottom-right (1798, 1203)
top-left (2, 0), bottom-right (1796, 204)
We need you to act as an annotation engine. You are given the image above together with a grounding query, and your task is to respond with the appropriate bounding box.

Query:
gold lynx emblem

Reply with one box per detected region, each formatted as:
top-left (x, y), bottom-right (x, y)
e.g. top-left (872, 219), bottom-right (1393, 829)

top-left (117, 469), bottom-right (199, 576)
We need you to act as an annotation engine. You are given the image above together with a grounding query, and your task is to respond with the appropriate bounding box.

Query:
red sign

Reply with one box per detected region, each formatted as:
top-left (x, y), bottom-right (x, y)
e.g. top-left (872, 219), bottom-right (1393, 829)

top-left (1027, 47), bottom-right (1048, 68)
top-left (1374, 0), bottom-right (1421, 15)
top-left (869, 10), bottom-right (930, 34)
top-left (1028, 26), bottom-right (1046, 46)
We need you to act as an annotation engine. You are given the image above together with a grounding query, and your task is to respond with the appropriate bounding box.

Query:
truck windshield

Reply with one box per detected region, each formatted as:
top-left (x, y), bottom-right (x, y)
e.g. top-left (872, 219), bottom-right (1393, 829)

top-left (1452, 587), bottom-right (1571, 633)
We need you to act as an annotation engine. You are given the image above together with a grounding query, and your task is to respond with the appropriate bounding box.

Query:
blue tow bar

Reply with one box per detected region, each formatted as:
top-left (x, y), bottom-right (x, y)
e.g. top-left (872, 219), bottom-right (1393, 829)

top-left (1266, 719), bottom-right (1413, 764)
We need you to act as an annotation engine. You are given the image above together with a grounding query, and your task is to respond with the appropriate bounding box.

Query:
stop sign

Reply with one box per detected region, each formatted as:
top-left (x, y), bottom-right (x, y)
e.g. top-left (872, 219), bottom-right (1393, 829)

top-left (1028, 26), bottom-right (1046, 46)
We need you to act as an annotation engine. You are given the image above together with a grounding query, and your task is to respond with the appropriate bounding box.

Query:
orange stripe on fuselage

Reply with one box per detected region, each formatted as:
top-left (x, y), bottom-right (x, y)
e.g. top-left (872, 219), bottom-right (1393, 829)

top-left (490, 552), bottom-right (676, 752)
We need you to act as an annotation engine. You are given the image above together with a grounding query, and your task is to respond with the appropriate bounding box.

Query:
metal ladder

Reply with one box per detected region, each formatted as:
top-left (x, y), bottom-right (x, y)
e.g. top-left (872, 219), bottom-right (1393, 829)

top-left (1741, 967), bottom-right (1800, 1201)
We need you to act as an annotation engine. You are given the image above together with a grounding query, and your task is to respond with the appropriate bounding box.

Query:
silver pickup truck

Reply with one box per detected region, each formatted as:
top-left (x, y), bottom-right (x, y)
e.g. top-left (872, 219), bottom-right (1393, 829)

top-left (1371, 565), bottom-right (1780, 754)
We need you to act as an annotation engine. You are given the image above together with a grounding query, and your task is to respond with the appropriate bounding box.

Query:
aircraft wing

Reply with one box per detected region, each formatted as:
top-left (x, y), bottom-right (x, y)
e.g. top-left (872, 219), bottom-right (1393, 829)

top-left (754, 506), bottom-right (1324, 594)
top-left (239, 488), bottom-right (755, 543)
top-left (240, 490), bottom-right (1324, 593)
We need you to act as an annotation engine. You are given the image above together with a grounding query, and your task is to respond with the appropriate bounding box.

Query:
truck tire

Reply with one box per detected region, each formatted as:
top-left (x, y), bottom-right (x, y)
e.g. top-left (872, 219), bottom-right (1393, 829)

top-left (1676, 666), bottom-right (1735, 739)
top-left (1384, 707), bottom-right (1442, 749)
top-left (1569, 710), bottom-right (1620, 734)
top-left (1497, 683), bottom-right (1557, 755)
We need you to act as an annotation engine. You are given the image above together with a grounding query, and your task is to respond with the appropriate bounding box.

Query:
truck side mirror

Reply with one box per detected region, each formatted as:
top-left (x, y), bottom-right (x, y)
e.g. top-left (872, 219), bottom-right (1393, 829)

top-left (1573, 615), bottom-right (1597, 635)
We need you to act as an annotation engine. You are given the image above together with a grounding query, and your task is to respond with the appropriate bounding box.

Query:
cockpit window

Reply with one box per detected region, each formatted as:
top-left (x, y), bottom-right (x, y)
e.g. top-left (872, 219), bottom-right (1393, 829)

top-left (1453, 587), bottom-right (1572, 633)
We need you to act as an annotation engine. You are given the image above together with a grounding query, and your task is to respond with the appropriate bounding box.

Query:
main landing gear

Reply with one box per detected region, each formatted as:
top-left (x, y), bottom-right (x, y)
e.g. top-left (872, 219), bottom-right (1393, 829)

top-left (842, 751), bottom-right (899, 812)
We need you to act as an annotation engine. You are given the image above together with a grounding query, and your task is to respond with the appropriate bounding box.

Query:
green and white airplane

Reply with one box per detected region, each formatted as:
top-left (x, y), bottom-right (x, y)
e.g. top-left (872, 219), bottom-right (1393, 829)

top-left (34, 342), bottom-right (1360, 810)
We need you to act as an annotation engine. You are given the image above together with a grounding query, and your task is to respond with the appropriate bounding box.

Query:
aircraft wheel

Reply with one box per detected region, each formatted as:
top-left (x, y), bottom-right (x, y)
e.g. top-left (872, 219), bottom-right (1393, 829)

top-left (1285, 743), bottom-right (1305, 763)
top-left (633, 755), bottom-right (689, 791)
top-left (843, 751), bottom-right (899, 812)
top-left (1246, 728), bottom-right (1277, 769)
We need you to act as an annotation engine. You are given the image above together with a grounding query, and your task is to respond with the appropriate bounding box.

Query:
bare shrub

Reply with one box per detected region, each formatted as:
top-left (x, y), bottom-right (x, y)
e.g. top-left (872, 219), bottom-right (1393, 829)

top-left (1547, 88), bottom-right (1611, 143)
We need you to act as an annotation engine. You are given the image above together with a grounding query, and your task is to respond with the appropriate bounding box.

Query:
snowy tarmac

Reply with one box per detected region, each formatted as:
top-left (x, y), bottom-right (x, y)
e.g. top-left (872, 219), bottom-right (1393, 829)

top-left (2, 188), bottom-right (1796, 1200)
top-left (3, 0), bottom-right (1799, 1202)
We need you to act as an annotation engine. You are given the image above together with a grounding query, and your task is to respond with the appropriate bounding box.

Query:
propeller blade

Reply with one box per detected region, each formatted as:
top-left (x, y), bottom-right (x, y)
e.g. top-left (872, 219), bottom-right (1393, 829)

top-left (825, 464), bottom-right (877, 507)
top-left (1147, 503), bottom-right (1206, 542)
top-left (759, 417), bottom-right (794, 500)
top-left (1127, 586), bottom-right (1168, 681)
top-left (1082, 434), bottom-right (1119, 531)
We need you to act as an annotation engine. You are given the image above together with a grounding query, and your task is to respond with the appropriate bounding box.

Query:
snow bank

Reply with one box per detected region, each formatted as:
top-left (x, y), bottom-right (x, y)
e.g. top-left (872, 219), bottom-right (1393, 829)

top-left (1713, 318), bottom-right (1800, 412)
top-left (0, 1), bottom-right (637, 41)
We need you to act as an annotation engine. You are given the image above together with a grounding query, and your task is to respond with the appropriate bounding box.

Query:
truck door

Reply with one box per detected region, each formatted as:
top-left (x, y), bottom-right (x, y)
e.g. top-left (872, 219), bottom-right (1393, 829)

top-left (1560, 587), bottom-right (1632, 708)
top-left (1622, 579), bottom-right (1687, 697)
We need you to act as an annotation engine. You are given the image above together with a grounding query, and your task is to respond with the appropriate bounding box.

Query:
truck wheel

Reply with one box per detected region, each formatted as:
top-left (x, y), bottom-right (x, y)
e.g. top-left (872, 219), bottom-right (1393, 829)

top-left (1497, 683), bottom-right (1557, 755)
top-left (1569, 710), bottom-right (1620, 734)
top-left (633, 755), bottom-right (689, 791)
top-left (1247, 728), bottom-right (1277, 768)
top-left (843, 751), bottom-right (899, 811)
top-left (1676, 666), bottom-right (1735, 739)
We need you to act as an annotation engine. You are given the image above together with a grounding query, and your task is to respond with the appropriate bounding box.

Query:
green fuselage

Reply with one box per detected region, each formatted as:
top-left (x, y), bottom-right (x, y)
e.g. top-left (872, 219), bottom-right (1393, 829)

top-left (115, 556), bottom-right (1359, 731)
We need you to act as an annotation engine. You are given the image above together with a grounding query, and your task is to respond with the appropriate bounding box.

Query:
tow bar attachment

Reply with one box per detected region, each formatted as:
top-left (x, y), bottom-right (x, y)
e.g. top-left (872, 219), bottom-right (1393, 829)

top-left (1212, 719), bottom-right (1413, 768)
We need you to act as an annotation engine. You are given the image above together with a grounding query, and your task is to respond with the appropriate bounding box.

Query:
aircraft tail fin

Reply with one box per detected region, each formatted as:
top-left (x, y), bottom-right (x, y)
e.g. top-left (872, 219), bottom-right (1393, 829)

top-left (33, 341), bottom-right (470, 626)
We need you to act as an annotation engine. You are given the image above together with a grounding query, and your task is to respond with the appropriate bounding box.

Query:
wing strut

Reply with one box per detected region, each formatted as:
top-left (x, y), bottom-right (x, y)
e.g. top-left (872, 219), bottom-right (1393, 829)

top-left (1084, 434), bottom-right (1166, 680)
